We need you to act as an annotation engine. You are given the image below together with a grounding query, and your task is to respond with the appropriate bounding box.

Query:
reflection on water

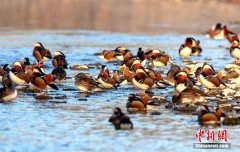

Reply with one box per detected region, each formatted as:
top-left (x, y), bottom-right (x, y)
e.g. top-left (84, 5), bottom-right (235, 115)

top-left (0, 0), bottom-right (240, 34)
top-left (0, 30), bottom-right (240, 151)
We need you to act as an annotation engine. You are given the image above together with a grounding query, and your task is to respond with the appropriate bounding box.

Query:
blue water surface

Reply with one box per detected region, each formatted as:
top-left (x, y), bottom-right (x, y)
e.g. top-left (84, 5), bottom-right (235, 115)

top-left (0, 29), bottom-right (237, 152)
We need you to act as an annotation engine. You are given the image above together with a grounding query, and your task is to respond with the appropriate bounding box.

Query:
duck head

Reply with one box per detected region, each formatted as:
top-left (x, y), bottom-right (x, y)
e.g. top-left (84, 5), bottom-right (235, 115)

top-left (137, 47), bottom-right (146, 61)
top-left (230, 39), bottom-right (239, 48)
top-left (200, 63), bottom-right (215, 76)
top-left (184, 37), bottom-right (194, 47)
top-left (53, 51), bottom-right (66, 58)
top-left (174, 71), bottom-right (188, 83)
top-left (34, 42), bottom-right (45, 49)
top-left (11, 65), bottom-right (23, 75)
top-left (24, 57), bottom-right (31, 66)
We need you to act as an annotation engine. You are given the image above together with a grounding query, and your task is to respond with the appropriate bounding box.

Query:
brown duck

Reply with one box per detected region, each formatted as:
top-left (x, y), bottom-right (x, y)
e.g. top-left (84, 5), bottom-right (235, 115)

top-left (198, 105), bottom-right (225, 125)
top-left (75, 73), bottom-right (102, 92)
top-left (33, 42), bottom-right (52, 65)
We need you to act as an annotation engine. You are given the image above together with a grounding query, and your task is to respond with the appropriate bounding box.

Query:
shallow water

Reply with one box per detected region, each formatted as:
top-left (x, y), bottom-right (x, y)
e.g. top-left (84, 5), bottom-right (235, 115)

top-left (0, 30), bottom-right (239, 152)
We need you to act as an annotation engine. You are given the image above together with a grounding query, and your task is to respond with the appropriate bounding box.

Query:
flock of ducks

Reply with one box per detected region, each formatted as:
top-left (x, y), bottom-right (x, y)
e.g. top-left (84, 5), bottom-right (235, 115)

top-left (1, 23), bottom-right (240, 129)
top-left (0, 42), bottom-right (67, 97)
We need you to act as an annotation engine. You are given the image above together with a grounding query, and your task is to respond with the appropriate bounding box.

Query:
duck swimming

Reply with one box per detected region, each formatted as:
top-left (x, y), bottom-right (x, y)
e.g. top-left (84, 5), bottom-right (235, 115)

top-left (109, 107), bottom-right (133, 130)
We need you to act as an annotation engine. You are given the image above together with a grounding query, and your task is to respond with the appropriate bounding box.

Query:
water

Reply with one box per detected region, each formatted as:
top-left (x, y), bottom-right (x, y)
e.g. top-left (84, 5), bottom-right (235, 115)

top-left (0, 29), bottom-right (239, 152)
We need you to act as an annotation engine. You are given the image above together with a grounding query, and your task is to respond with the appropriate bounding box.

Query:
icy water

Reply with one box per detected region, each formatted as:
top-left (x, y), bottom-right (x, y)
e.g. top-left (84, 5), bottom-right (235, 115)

top-left (0, 29), bottom-right (239, 152)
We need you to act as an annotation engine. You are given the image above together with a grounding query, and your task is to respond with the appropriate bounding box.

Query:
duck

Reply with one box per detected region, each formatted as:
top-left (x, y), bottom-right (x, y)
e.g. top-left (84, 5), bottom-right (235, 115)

top-left (132, 68), bottom-right (154, 90)
top-left (126, 94), bottom-right (148, 110)
top-left (131, 60), bottom-right (146, 72)
top-left (174, 70), bottom-right (195, 93)
top-left (137, 47), bottom-right (147, 61)
top-left (179, 37), bottom-right (202, 59)
top-left (51, 67), bottom-right (66, 83)
top-left (113, 114), bottom-right (133, 130)
top-left (97, 65), bottom-right (118, 89)
top-left (9, 64), bottom-right (30, 85)
top-left (30, 68), bottom-right (58, 95)
top-left (97, 47), bottom-right (131, 62)
top-left (147, 49), bottom-right (172, 70)
top-left (198, 105), bottom-right (225, 125)
top-left (33, 42), bottom-right (52, 65)
top-left (172, 85), bottom-right (206, 104)
top-left (122, 55), bottom-right (145, 69)
top-left (166, 64), bottom-right (194, 90)
top-left (114, 47), bottom-right (131, 61)
top-left (96, 50), bottom-right (117, 62)
top-left (122, 51), bottom-right (134, 63)
top-left (109, 107), bottom-right (124, 123)
top-left (109, 107), bottom-right (133, 130)
top-left (174, 79), bottom-right (195, 95)
top-left (208, 23), bottom-right (223, 39)
top-left (179, 44), bottom-right (192, 60)
top-left (109, 70), bottom-right (127, 85)
top-left (75, 73), bottom-right (102, 92)
top-left (0, 69), bottom-right (17, 102)
top-left (130, 59), bottom-right (145, 70)
top-left (190, 38), bottom-right (202, 56)
top-left (209, 25), bottom-right (238, 43)
top-left (210, 24), bottom-right (227, 39)
top-left (230, 39), bottom-right (240, 61)
top-left (52, 51), bottom-right (68, 69)
top-left (195, 63), bottom-right (225, 90)
top-left (123, 66), bottom-right (134, 83)
top-left (167, 64), bottom-right (181, 86)
top-left (144, 66), bottom-right (169, 88)
top-left (224, 26), bottom-right (239, 43)
top-left (13, 57), bottom-right (40, 74)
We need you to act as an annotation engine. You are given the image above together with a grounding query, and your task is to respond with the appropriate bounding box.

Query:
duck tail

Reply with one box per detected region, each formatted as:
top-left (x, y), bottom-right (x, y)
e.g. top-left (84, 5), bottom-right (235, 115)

top-left (48, 83), bottom-right (59, 90)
